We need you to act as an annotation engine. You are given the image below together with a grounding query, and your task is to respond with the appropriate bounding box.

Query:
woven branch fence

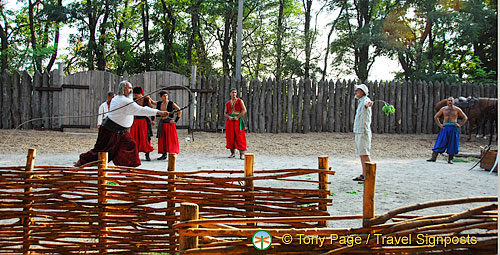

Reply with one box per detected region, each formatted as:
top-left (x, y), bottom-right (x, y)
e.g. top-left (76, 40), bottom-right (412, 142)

top-left (174, 164), bottom-right (497, 254)
top-left (0, 150), bottom-right (334, 254)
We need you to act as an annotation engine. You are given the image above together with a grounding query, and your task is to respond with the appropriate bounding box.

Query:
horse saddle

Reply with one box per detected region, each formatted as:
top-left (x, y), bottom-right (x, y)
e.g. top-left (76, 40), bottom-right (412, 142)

top-left (455, 96), bottom-right (477, 109)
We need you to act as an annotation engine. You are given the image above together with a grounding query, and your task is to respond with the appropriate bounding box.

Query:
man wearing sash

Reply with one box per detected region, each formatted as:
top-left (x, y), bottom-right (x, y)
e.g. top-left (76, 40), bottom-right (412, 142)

top-left (156, 90), bottom-right (181, 160)
top-left (75, 81), bottom-right (169, 167)
top-left (427, 97), bottom-right (468, 164)
top-left (224, 88), bottom-right (247, 159)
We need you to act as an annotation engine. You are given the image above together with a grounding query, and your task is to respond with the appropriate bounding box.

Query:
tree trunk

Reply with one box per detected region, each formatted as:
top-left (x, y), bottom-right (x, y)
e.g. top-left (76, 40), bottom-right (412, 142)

top-left (303, 0), bottom-right (312, 80)
top-left (0, 23), bottom-right (8, 71)
top-left (28, 0), bottom-right (42, 73)
top-left (142, 0), bottom-right (151, 71)
top-left (275, 0), bottom-right (284, 79)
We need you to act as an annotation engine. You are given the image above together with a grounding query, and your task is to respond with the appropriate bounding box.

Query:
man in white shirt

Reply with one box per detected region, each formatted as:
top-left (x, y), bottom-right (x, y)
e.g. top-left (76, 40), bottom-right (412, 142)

top-left (352, 84), bottom-right (374, 183)
top-left (75, 81), bottom-right (169, 167)
top-left (97, 91), bottom-right (115, 127)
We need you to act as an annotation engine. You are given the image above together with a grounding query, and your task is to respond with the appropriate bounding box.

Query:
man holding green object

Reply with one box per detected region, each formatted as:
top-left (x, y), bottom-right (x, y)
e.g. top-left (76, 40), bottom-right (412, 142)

top-left (224, 88), bottom-right (247, 159)
top-left (352, 84), bottom-right (374, 183)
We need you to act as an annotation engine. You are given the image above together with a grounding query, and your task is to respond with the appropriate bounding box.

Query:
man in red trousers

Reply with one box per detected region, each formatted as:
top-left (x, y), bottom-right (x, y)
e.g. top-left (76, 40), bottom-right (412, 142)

top-left (156, 90), bottom-right (181, 160)
top-left (224, 88), bottom-right (247, 159)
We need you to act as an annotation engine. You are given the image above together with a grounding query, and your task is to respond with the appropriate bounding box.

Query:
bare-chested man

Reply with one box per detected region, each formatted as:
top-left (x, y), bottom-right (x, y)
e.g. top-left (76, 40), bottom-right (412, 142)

top-left (427, 97), bottom-right (468, 164)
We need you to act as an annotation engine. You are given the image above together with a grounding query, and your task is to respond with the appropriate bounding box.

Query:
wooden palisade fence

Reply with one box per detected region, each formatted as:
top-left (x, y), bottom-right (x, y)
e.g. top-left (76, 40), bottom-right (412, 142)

top-left (0, 67), bottom-right (497, 133)
top-left (0, 150), bottom-right (334, 254)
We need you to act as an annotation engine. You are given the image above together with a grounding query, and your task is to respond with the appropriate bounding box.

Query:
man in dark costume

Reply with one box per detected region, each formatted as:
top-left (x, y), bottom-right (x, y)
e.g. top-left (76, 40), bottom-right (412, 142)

top-left (75, 81), bottom-right (169, 167)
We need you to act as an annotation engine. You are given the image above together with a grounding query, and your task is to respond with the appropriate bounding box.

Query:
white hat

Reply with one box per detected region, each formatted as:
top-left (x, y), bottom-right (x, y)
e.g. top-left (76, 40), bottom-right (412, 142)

top-left (355, 84), bottom-right (369, 95)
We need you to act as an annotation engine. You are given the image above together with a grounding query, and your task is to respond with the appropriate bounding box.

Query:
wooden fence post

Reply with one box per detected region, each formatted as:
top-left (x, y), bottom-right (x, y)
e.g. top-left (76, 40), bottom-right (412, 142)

top-left (244, 153), bottom-right (255, 226)
top-left (179, 202), bottom-right (199, 251)
top-left (23, 148), bottom-right (36, 255)
top-left (363, 162), bottom-right (377, 228)
top-left (318, 156), bottom-right (329, 227)
top-left (97, 152), bottom-right (108, 254)
top-left (167, 153), bottom-right (177, 253)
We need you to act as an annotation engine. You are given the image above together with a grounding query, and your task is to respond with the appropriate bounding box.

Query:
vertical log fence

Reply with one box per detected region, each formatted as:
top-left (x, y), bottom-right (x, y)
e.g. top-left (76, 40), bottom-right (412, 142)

top-left (0, 68), bottom-right (496, 134)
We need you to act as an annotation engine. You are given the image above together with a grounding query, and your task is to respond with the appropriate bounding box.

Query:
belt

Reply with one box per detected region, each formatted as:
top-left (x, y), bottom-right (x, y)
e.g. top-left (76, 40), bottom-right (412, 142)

top-left (102, 117), bottom-right (128, 134)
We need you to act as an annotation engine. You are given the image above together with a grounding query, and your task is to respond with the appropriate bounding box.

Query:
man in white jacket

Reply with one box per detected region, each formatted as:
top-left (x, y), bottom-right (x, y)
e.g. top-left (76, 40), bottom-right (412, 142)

top-left (352, 84), bottom-right (374, 183)
top-left (97, 91), bottom-right (115, 127)
top-left (76, 81), bottom-right (169, 167)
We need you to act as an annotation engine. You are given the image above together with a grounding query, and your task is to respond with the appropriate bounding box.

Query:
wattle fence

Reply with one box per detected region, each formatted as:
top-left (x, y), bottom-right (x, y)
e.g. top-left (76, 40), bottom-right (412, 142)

top-left (0, 67), bottom-right (496, 133)
top-left (0, 150), bottom-right (334, 254)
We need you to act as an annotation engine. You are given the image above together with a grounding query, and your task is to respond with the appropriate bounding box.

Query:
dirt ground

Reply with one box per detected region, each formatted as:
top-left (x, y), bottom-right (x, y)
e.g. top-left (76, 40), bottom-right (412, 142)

top-left (0, 129), bottom-right (492, 158)
top-left (0, 129), bottom-right (497, 227)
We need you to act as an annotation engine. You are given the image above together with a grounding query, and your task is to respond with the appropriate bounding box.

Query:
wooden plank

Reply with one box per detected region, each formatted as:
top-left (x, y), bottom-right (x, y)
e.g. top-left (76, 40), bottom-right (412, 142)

top-left (334, 80), bottom-right (341, 132)
top-left (20, 72), bottom-right (32, 129)
top-left (1, 70), bottom-right (11, 128)
top-left (395, 81), bottom-right (402, 133)
top-left (272, 79), bottom-right (278, 133)
top-left (265, 78), bottom-right (272, 133)
top-left (321, 80), bottom-right (328, 131)
top-left (212, 76), bottom-right (219, 130)
top-left (286, 80), bottom-right (293, 133)
top-left (52, 70), bottom-right (62, 129)
top-left (241, 78), bottom-right (248, 132)
top-left (252, 80), bottom-right (259, 132)
top-left (310, 80), bottom-right (317, 132)
top-left (257, 79), bottom-right (265, 133)
top-left (426, 81), bottom-right (434, 134)
top-left (401, 81), bottom-right (407, 133)
top-left (327, 80), bottom-right (334, 132)
top-left (415, 81), bottom-right (423, 134)
top-left (302, 79), bottom-right (311, 133)
top-left (11, 71), bottom-right (21, 128)
top-left (348, 81), bottom-right (355, 133)
top-left (281, 79), bottom-right (287, 132)
top-left (422, 81), bottom-right (429, 134)
top-left (342, 80), bottom-right (349, 132)
top-left (374, 81), bottom-right (382, 133)
top-left (31, 72), bottom-right (42, 128)
top-left (292, 79), bottom-right (298, 133)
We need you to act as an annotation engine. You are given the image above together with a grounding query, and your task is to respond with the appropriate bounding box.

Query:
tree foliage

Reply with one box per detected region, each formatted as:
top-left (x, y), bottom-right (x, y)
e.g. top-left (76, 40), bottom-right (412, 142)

top-left (0, 0), bottom-right (496, 84)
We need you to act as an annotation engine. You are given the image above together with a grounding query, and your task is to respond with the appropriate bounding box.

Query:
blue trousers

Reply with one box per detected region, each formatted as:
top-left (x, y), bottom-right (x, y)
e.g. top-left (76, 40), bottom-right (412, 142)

top-left (432, 125), bottom-right (460, 155)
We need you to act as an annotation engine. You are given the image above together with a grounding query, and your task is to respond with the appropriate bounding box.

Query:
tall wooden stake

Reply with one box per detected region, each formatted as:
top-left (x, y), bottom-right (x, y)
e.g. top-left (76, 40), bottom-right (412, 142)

top-left (23, 148), bottom-right (36, 255)
top-left (179, 202), bottom-right (199, 251)
top-left (244, 153), bottom-right (255, 226)
top-left (98, 152), bottom-right (108, 254)
top-left (363, 162), bottom-right (376, 228)
top-left (167, 153), bottom-right (177, 253)
top-left (318, 155), bottom-right (329, 227)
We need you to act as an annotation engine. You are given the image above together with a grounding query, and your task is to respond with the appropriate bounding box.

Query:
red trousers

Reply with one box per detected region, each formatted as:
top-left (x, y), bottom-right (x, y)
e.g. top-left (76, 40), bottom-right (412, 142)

top-left (79, 126), bottom-right (141, 167)
top-left (158, 122), bottom-right (179, 154)
top-left (225, 119), bottom-right (247, 151)
top-left (129, 118), bottom-right (154, 153)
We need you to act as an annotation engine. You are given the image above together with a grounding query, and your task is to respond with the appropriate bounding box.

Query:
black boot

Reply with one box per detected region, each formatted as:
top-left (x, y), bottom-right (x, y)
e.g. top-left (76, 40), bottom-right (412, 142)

top-left (145, 152), bottom-right (151, 161)
top-left (427, 151), bottom-right (438, 162)
top-left (448, 155), bottom-right (454, 164)
top-left (157, 153), bottom-right (167, 160)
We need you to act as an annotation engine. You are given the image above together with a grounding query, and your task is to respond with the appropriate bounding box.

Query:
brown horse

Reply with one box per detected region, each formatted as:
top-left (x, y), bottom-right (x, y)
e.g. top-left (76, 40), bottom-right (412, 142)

top-left (435, 97), bottom-right (497, 140)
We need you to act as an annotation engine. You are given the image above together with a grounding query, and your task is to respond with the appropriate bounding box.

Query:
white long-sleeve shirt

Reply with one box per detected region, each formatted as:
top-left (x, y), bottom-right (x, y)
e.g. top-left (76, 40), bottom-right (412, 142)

top-left (97, 101), bottom-right (111, 127)
top-left (107, 95), bottom-right (159, 128)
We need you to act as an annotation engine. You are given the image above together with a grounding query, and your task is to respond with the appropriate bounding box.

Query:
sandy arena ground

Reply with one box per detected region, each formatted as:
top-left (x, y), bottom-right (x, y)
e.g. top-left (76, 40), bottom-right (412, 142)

top-left (0, 129), bottom-right (497, 227)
